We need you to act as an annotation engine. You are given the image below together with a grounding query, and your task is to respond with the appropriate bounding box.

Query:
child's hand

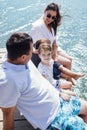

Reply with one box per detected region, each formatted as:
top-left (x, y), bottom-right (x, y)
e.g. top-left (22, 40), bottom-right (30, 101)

top-left (59, 92), bottom-right (70, 101)
top-left (33, 48), bottom-right (39, 54)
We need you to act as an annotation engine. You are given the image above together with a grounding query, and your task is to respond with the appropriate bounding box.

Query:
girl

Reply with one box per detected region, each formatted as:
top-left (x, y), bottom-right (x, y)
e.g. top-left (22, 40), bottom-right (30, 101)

top-left (38, 39), bottom-right (84, 90)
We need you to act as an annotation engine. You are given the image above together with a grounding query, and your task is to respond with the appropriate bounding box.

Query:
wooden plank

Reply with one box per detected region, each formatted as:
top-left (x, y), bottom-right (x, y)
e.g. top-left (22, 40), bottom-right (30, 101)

top-left (14, 120), bottom-right (35, 130)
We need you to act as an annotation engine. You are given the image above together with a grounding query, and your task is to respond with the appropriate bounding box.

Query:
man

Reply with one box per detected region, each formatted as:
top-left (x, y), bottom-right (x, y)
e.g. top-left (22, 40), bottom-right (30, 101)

top-left (0, 32), bottom-right (87, 130)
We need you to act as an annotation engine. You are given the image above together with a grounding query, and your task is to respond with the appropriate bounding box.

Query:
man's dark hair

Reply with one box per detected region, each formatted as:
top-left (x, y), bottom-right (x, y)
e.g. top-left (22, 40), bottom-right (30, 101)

top-left (6, 33), bottom-right (33, 60)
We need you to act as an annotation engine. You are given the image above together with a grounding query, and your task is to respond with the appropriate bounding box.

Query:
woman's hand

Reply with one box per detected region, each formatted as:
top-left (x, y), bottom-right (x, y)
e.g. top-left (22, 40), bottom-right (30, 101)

top-left (52, 40), bottom-right (58, 60)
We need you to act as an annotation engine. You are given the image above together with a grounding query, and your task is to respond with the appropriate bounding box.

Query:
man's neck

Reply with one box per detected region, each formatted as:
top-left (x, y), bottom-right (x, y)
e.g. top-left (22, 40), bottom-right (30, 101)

top-left (7, 58), bottom-right (24, 65)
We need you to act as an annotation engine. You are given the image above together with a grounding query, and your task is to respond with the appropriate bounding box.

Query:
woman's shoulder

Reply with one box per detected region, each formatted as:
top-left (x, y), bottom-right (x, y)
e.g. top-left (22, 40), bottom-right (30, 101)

top-left (32, 17), bottom-right (43, 28)
top-left (32, 17), bottom-right (43, 27)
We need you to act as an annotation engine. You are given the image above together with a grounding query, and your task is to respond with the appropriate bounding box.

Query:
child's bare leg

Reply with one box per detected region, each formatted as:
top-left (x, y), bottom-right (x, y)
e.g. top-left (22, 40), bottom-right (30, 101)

top-left (60, 80), bottom-right (72, 90)
top-left (74, 73), bottom-right (85, 80)
top-left (68, 78), bottom-right (77, 86)
top-left (61, 73), bottom-right (71, 79)
top-left (60, 66), bottom-right (85, 80)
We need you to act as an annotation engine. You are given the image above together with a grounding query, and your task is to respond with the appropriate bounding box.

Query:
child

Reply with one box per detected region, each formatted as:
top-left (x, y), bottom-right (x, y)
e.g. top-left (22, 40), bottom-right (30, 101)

top-left (0, 33), bottom-right (87, 130)
top-left (38, 41), bottom-right (84, 90)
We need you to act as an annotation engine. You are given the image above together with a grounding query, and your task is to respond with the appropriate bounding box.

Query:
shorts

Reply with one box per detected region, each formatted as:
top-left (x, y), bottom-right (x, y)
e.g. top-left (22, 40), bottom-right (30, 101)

top-left (47, 96), bottom-right (86, 130)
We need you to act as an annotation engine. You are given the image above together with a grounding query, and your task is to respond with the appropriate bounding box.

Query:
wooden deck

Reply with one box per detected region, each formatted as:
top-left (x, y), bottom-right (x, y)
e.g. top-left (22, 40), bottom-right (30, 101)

top-left (0, 48), bottom-right (36, 130)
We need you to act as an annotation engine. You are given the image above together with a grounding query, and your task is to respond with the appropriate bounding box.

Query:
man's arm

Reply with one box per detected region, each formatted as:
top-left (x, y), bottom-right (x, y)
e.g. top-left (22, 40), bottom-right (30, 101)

top-left (1, 106), bottom-right (16, 130)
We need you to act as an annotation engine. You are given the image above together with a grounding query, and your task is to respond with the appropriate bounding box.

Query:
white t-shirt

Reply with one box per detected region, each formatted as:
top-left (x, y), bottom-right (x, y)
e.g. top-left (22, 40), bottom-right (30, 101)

top-left (30, 16), bottom-right (56, 46)
top-left (38, 60), bottom-right (57, 87)
top-left (0, 60), bottom-right (60, 130)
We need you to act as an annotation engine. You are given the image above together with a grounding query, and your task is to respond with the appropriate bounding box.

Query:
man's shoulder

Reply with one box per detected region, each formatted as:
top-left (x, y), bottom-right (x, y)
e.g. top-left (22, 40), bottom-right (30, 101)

top-left (0, 67), bottom-right (9, 86)
top-left (0, 65), bottom-right (14, 84)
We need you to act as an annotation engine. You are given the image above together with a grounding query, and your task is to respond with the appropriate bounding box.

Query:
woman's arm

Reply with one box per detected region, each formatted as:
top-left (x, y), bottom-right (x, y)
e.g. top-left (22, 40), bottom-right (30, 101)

top-left (1, 106), bottom-right (16, 130)
top-left (52, 40), bottom-right (58, 60)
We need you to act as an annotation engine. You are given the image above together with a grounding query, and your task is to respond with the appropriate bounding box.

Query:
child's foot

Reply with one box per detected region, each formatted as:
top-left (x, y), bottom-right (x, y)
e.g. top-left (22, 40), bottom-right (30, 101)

top-left (74, 73), bottom-right (85, 80)
top-left (69, 78), bottom-right (77, 86)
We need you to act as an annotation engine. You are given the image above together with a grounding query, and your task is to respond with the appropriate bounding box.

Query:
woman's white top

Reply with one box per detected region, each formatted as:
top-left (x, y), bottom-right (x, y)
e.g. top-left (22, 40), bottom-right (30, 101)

top-left (30, 16), bottom-right (56, 46)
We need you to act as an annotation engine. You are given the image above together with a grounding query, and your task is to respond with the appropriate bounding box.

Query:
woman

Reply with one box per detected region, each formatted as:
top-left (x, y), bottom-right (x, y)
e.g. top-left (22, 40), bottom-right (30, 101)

top-left (30, 2), bottom-right (72, 69)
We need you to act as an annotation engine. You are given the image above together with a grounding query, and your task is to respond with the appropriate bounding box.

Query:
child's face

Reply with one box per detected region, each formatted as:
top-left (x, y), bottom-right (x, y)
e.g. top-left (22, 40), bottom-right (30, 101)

top-left (39, 50), bottom-right (51, 64)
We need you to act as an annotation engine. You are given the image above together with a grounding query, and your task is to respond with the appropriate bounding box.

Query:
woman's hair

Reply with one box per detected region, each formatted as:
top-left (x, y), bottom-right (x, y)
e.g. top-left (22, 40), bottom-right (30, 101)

top-left (38, 41), bottom-right (52, 54)
top-left (6, 32), bottom-right (33, 60)
top-left (34, 38), bottom-right (51, 49)
top-left (44, 2), bottom-right (62, 35)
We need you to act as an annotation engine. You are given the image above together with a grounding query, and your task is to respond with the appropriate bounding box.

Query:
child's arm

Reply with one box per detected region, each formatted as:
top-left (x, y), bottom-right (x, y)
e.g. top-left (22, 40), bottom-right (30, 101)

top-left (33, 47), bottom-right (39, 54)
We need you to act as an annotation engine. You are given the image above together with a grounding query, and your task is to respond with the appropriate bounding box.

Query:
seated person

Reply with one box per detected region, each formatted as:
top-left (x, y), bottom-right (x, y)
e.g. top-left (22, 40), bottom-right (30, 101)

top-left (37, 40), bottom-right (84, 90)
top-left (30, 2), bottom-right (72, 70)
top-left (0, 33), bottom-right (87, 130)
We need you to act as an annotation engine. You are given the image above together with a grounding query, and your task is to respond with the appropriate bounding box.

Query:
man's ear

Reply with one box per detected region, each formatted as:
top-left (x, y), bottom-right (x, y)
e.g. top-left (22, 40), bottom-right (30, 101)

top-left (21, 55), bottom-right (26, 61)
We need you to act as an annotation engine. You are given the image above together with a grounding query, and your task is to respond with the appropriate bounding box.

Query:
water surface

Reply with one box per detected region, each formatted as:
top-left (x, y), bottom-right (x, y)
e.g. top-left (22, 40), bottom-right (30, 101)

top-left (0, 0), bottom-right (87, 99)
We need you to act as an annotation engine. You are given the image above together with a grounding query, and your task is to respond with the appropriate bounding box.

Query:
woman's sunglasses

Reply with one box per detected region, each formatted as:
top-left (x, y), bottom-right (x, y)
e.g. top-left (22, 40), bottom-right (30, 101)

top-left (46, 14), bottom-right (57, 20)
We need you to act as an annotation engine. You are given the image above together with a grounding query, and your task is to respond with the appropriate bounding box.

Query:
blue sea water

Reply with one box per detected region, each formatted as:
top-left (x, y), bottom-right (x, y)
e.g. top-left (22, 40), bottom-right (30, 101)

top-left (0, 0), bottom-right (87, 99)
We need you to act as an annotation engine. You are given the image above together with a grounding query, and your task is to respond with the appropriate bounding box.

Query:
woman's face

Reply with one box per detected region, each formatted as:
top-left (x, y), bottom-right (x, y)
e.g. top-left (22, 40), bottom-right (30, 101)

top-left (44, 10), bottom-right (57, 25)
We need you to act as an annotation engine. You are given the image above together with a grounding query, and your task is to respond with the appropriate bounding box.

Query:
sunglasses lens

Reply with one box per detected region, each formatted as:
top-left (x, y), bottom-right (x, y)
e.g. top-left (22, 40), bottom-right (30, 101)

top-left (52, 16), bottom-right (56, 20)
top-left (47, 14), bottom-right (51, 18)
top-left (46, 14), bottom-right (56, 20)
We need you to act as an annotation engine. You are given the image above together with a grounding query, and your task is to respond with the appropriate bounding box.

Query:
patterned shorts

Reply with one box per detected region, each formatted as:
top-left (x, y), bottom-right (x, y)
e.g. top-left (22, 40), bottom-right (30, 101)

top-left (47, 96), bottom-right (87, 130)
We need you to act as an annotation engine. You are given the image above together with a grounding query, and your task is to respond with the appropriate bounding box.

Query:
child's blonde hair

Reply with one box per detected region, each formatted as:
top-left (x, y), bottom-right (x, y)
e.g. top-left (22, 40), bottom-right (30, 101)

top-left (38, 41), bottom-right (52, 54)
top-left (34, 38), bottom-right (51, 49)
